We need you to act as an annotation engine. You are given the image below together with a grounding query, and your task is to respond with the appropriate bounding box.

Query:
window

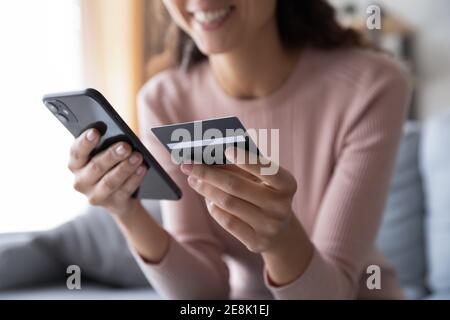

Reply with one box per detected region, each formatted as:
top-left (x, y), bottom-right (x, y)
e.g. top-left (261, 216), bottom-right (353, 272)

top-left (0, 0), bottom-right (87, 233)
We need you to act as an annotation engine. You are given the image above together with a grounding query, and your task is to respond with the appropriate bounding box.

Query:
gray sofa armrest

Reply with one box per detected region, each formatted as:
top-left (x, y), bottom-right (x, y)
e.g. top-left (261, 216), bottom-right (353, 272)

top-left (0, 200), bottom-right (161, 290)
top-left (421, 111), bottom-right (450, 294)
top-left (0, 284), bottom-right (160, 300)
top-left (376, 122), bottom-right (428, 299)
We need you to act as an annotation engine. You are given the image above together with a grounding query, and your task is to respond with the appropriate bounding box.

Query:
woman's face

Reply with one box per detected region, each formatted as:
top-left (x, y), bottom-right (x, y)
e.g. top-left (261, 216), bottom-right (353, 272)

top-left (163, 0), bottom-right (277, 55)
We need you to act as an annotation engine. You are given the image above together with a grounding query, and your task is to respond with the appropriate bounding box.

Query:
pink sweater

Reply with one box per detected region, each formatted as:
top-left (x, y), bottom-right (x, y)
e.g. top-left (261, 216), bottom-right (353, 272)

top-left (133, 47), bottom-right (411, 299)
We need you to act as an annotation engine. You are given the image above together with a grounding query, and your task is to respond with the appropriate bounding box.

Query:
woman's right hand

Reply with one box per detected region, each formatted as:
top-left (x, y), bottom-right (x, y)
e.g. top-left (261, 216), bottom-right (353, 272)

top-left (68, 128), bottom-right (148, 217)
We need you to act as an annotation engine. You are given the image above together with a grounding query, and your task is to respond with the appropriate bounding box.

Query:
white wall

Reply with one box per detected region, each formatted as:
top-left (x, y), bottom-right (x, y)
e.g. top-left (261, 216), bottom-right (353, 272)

top-left (334, 0), bottom-right (450, 118)
top-left (0, 0), bottom-right (86, 233)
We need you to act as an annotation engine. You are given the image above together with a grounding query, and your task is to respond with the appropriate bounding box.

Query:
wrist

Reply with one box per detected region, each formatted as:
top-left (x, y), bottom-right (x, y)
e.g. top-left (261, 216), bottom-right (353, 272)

top-left (113, 200), bottom-right (170, 264)
top-left (110, 198), bottom-right (142, 219)
top-left (262, 216), bottom-right (294, 257)
top-left (113, 200), bottom-right (146, 229)
top-left (262, 216), bottom-right (313, 286)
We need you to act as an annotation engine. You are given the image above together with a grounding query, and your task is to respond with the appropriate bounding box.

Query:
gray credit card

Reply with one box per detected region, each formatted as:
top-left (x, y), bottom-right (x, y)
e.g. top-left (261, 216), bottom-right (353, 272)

top-left (152, 116), bottom-right (260, 165)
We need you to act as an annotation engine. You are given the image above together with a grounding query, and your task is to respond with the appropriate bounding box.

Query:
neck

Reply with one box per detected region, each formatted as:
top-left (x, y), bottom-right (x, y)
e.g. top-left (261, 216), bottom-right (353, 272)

top-left (209, 19), bottom-right (300, 99)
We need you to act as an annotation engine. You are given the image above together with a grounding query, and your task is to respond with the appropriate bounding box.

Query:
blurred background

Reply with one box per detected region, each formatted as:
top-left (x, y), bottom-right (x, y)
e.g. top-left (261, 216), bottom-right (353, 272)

top-left (0, 0), bottom-right (449, 301)
top-left (0, 0), bottom-right (449, 233)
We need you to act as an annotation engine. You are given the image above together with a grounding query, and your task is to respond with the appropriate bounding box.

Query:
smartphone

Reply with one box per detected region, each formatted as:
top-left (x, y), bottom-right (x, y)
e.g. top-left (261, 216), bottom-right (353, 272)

top-left (42, 88), bottom-right (182, 200)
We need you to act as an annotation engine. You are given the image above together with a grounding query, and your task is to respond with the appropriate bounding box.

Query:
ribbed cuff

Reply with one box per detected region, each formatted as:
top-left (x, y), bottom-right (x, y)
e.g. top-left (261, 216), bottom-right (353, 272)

top-left (127, 235), bottom-right (186, 286)
top-left (264, 248), bottom-right (334, 300)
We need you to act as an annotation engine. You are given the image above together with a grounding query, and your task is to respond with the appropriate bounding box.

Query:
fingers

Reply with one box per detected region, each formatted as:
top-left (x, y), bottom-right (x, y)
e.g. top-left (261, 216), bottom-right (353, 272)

top-left (189, 176), bottom-right (273, 230)
top-left (68, 129), bottom-right (148, 212)
top-left (114, 165), bottom-right (148, 202)
top-left (205, 200), bottom-right (258, 251)
top-left (75, 142), bottom-right (133, 188)
top-left (217, 164), bottom-right (262, 183)
top-left (87, 152), bottom-right (144, 205)
top-left (68, 129), bottom-right (100, 171)
top-left (181, 164), bottom-right (270, 207)
top-left (224, 147), bottom-right (296, 192)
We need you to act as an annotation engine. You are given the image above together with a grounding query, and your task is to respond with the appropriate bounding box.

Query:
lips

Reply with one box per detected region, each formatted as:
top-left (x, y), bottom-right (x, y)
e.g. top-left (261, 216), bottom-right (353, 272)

top-left (188, 5), bottom-right (235, 31)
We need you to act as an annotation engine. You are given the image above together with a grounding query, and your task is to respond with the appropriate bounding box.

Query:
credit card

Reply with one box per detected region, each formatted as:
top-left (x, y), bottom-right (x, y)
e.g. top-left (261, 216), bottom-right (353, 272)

top-left (151, 116), bottom-right (259, 165)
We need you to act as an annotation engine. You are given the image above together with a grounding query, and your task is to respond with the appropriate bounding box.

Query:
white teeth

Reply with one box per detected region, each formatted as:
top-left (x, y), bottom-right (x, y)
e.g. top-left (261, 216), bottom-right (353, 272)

top-left (193, 8), bottom-right (231, 25)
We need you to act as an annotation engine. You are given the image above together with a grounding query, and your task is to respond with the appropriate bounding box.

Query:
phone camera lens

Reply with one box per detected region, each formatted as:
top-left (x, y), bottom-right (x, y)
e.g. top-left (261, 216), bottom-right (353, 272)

top-left (57, 113), bottom-right (69, 124)
top-left (46, 102), bottom-right (58, 113)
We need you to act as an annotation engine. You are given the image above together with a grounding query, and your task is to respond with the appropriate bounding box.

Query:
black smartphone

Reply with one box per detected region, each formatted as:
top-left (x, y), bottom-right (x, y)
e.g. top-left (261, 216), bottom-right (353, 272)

top-left (42, 88), bottom-right (182, 200)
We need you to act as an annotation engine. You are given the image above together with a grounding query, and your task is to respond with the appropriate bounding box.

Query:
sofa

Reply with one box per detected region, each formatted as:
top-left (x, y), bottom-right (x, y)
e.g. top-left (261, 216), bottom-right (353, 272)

top-left (376, 112), bottom-right (450, 300)
top-left (1, 112), bottom-right (449, 300)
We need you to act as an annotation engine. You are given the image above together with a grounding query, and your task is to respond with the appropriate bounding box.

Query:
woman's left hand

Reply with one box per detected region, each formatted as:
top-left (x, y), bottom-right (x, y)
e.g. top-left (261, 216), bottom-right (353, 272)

top-left (180, 147), bottom-right (298, 254)
top-left (181, 147), bottom-right (314, 286)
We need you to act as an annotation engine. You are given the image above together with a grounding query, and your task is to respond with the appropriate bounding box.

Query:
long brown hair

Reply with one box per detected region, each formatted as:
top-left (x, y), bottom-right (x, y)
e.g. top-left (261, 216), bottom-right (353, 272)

top-left (149, 0), bottom-right (367, 71)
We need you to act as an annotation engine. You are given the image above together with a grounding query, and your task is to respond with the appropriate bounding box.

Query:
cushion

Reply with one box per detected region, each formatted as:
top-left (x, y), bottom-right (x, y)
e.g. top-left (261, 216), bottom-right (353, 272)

top-left (376, 122), bottom-right (428, 299)
top-left (0, 233), bottom-right (64, 289)
top-left (420, 110), bottom-right (450, 294)
top-left (0, 284), bottom-right (159, 300)
top-left (0, 200), bottom-right (162, 290)
top-left (426, 291), bottom-right (450, 300)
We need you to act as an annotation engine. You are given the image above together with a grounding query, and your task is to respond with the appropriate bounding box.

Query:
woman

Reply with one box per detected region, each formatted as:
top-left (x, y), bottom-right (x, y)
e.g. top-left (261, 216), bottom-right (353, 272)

top-left (68, 0), bottom-right (411, 299)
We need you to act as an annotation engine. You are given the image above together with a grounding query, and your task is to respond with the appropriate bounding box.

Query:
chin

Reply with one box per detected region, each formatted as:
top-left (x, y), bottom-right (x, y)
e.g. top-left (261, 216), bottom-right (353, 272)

top-left (196, 41), bottom-right (236, 56)
top-left (184, 3), bottom-right (240, 56)
top-left (193, 31), bottom-right (241, 56)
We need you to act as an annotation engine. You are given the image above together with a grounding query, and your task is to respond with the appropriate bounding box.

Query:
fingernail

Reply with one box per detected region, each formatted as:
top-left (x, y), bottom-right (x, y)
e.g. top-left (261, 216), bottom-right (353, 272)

top-left (136, 166), bottom-right (146, 176)
top-left (129, 154), bottom-right (141, 165)
top-left (116, 144), bottom-right (127, 156)
top-left (188, 176), bottom-right (199, 188)
top-left (86, 129), bottom-right (97, 142)
top-left (181, 164), bottom-right (193, 175)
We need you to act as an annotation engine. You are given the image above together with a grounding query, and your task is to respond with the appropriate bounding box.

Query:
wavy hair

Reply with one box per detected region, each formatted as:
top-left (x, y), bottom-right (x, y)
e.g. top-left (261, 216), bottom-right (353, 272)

top-left (153, 0), bottom-right (367, 70)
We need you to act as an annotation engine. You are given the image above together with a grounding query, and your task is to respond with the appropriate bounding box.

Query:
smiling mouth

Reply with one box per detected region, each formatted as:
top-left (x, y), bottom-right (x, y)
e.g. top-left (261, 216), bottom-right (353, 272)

top-left (189, 5), bottom-right (235, 31)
